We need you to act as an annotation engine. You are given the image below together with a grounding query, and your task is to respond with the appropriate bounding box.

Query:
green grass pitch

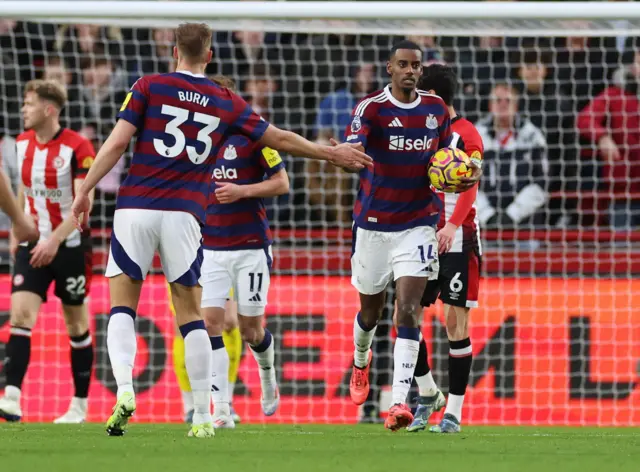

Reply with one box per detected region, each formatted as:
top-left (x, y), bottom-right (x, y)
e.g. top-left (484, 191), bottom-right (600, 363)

top-left (1, 424), bottom-right (639, 472)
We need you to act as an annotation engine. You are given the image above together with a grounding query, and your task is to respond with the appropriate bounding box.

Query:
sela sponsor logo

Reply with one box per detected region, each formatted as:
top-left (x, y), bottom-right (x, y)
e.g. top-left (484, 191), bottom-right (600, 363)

top-left (213, 166), bottom-right (238, 180)
top-left (389, 135), bottom-right (433, 151)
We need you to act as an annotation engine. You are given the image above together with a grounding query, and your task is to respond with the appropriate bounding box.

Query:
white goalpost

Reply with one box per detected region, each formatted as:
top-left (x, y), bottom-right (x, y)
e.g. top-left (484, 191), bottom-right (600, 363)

top-left (0, 1), bottom-right (638, 426)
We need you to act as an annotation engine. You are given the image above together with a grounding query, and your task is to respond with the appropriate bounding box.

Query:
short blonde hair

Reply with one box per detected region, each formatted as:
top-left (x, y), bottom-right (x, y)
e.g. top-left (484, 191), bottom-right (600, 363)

top-left (24, 79), bottom-right (67, 109)
top-left (210, 75), bottom-right (236, 92)
top-left (175, 23), bottom-right (212, 61)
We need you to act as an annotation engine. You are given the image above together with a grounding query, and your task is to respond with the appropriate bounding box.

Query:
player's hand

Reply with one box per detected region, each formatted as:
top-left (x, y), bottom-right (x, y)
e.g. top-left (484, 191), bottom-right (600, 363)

top-left (598, 135), bottom-right (621, 162)
top-left (12, 214), bottom-right (39, 245)
top-left (328, 138), bottom-right (373, 171)
top-left (215, 182), bottom-right (247, 204)
top-left (437, 222), bottom-right (457, 254)
top-left (29, 236), bottom-right (60, 268)
top-left (71, 191), bottom-right (92, 231)
top-left (457, 158), bottom-right (483, 192)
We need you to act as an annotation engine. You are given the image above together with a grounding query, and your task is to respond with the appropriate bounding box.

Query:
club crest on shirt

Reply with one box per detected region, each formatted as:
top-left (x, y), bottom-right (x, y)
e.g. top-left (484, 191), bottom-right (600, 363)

top-left (223, 145), bottom-right (237, 160)
top-left (53, 156), bottom-right (65, 169)
top-left (351, 115), bottom-right (362, 133)
top-left (426, 114), bottom-right (438, 130)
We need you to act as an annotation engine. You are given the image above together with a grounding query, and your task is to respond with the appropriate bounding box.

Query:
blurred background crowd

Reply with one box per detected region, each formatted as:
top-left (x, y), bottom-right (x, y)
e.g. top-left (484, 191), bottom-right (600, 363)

top-left (1, 14), bottom-right (639, 248)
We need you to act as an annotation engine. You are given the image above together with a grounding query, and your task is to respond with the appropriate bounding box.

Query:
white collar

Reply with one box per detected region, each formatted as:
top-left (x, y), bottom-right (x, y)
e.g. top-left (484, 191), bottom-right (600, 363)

top-left (175, 70), bottom-right (205, 78)
top-left (384, 84), bottom-right (421, 109)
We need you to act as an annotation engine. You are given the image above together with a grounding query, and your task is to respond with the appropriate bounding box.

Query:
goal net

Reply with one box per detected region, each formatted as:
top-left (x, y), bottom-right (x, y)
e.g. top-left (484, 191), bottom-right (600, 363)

top-left (0, 1), bottom-right (638, 426)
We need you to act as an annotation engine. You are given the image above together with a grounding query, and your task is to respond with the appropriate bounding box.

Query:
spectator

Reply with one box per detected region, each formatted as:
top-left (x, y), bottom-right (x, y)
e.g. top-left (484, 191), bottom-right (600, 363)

top-left (457, 36), bottom-right (512, 122)
top-left (304, 62), bottom-right (376, 226)
top-left (576, 50), bottom-right (640, 230)
top-left (0, 20), bottom-right (22, 135)
top-left (553, 33), bottom-right (619, 113)
top-left (315, 62), bottom-right (376, 144)
top-left (475, 83), bottom-right (549, 228)
top-left (54, 24), bottom-right (123, 70)
top-left (80, 54), bottom-right (129, 227)
top-left (243, 62), bottom-right (286, 128)
top-left (515, 49), bottom-right (576, 226)
top-left (43, 55), bottom-right (96, 135)
top-left (213, 29), bottom-right (270, 91)
top-left (137, 28), bottom-right (175, 76)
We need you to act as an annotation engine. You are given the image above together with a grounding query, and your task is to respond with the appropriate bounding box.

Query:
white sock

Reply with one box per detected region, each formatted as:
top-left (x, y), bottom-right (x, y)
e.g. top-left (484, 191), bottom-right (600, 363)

top-left (415, 372), bottom-right (439, 397)
top-left (210, 336), bottom-right (230, 417)
top-left (181, 390), bottom-right (194, 415)
top-left (228, 381), bottom-right (236, 405)
top-left (249, 330), bottom-right (276, 387)
top-left (391, 328), bottom-right (420, 405)
top-left (445, 393), bottom-right (465, 422)
top-left (353, 313), bottom-right (377, 368)
top-left (107, 309), bottom-right (137, 399)
top-left (183, 324), bottom-right (212, 425)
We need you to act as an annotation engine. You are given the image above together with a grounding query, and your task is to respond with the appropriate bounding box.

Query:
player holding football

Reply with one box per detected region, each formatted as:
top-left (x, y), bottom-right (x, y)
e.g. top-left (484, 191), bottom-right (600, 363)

top-left (71, 23), bottom-right (371, 438)
top-left (346, 40), bottom-right (463, 431)
top-left (405, 64), bottom-right (483, 434)
top-left (0, 80), bottom-right (96, 424)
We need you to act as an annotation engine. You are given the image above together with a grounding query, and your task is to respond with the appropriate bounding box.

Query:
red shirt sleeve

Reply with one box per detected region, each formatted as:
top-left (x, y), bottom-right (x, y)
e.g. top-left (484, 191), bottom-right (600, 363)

top-left (73, 137), bottom-right (97, 178)
top-left (449, 183), bottom-right (478, 227)
top-left (449, 121), bottom-right (483, 227)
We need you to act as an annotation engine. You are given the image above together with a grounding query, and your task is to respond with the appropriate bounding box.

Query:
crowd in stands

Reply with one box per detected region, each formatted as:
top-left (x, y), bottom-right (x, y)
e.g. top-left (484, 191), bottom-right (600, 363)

top-left (1, 19), bottom-right (639, 235)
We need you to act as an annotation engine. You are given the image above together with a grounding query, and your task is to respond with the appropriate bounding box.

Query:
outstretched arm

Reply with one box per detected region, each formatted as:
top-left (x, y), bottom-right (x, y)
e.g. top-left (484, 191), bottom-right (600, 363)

top-left (258, 124), bottom-right (372, 172)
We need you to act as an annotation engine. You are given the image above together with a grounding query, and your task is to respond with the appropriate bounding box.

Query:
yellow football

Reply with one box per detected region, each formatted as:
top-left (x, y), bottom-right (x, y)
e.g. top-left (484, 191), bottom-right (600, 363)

top-left (428, 147), bottom-right (473, 193)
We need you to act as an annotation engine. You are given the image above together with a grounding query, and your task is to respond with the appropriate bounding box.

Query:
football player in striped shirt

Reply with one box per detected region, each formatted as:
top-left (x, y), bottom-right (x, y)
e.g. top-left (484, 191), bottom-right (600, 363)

top-left (345, 40), bottom-right (455, 431)
top-left (0, 80), bottom-right (96, 424)
top-left (200, 95), bottom-right (290, 428)
top-left (406, 64), bottom-right (483, 434)
top-left (71, 23), bottom-right (371, 438)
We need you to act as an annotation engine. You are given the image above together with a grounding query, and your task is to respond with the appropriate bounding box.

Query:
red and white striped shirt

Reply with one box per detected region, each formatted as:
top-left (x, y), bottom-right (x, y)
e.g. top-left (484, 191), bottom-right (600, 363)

top-left (16, 128), bottom-right (95, 246)
top-left (436, 116), bottom-right (483, 254)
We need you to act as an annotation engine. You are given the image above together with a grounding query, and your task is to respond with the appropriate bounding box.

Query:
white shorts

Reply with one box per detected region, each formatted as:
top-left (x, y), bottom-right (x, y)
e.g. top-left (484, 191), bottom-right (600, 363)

top-left (351, 225), bottom-right (439, 295)
top-left (106, 209), bottom-right (203, 285)
top-left (200, 247), bottom-right (273, 316)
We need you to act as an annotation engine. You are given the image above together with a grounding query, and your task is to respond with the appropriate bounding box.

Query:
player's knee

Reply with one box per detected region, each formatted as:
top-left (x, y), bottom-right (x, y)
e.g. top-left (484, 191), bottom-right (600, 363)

top-left (10, 302), bottom-right (38, 329)
top-left (445, 306), bottom-right (470, 341)
top-left (395, 301), bottom-right (420, 328)
top-left (240, 325), bottom-right (264, 346)
top-left (203, 308), bottom-right (225, 336)
top-left (62, 303), bottom-right (89, 337)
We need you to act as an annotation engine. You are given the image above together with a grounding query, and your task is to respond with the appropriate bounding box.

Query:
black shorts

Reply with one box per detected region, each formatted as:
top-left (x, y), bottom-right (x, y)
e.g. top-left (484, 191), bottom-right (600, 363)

top-left (11, 238), bottom-right (92, 306)
top-left (421, 250), bottom-right (481, 309)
